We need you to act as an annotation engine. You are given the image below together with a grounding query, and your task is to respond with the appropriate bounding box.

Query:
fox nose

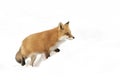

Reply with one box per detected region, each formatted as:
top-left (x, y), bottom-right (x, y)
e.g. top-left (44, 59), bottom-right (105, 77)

top-left (73, 36), bottom-right (75, 39)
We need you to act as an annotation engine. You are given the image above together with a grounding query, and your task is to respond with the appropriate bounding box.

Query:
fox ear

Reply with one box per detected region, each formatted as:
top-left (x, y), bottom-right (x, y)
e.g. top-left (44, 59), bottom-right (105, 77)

top-left (65, 21), bottom-right (69, 25)
top-left (59, 22), bottom-right (64, 30)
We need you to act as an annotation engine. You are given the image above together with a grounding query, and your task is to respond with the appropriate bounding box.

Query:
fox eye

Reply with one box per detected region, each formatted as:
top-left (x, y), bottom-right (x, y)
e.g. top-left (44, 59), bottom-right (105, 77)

top-left (65, 32), bottom-right (69, 35)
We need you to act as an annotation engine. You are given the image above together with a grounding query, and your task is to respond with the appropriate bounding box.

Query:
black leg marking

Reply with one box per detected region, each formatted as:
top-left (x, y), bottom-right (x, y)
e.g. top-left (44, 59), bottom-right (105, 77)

top-left (54, 48), bottom-right (60, 52)
top-left (21, 57), bottom-right (25, 66)
top-left (45, 53), bottom-right (50, 59)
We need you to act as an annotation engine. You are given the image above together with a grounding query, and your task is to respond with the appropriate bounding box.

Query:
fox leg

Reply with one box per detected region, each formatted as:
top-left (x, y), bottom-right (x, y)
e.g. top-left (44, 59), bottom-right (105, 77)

top-left (21, 57), bottom-right (26, 66)
top-left (30, 54), bottom-right (37, 66)
top-left (45, 53), bottom-right (50, 59)
top-left (34, 54), bottom-right (46, 66)
top-left (54, 48), bottom-right (60, 52)
top-left (50, 48), bottom-right (60, 56)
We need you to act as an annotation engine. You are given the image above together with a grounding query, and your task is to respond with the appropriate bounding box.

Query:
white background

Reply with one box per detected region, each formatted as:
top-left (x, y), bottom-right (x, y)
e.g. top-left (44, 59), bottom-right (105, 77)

top-left (0, 0), bottom-right (120, 80)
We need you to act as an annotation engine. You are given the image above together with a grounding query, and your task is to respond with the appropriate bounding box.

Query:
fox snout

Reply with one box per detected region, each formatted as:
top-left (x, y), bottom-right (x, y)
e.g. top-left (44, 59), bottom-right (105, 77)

top-left (68, 35), bottom-right (75, 40)
top-left (65, 32), bottom-right (75, 40)
top-left (71, 36), bottom-right (75, 39)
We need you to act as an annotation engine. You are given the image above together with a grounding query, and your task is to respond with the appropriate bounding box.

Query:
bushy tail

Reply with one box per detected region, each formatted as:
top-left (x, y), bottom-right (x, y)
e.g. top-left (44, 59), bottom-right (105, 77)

top-left (15, 48), bottom-right (26, 66)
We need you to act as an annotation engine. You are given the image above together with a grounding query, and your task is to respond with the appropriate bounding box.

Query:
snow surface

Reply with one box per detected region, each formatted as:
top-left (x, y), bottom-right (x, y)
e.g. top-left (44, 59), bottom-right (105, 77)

top-left (0, 0), bottom-right (120, 80)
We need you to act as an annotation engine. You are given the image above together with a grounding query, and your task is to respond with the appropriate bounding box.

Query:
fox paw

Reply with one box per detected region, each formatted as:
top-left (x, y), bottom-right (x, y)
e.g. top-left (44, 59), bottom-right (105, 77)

top-left (54, 48), bottom-right (60, 52)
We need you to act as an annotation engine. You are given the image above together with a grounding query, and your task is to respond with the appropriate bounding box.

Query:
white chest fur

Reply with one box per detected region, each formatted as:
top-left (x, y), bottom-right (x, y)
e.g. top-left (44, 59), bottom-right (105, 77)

top-left (49, 36), bottom-right (67, 51)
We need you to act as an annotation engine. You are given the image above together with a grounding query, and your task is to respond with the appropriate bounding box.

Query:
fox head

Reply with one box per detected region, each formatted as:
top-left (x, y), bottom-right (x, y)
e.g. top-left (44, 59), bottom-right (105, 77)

top-left (58, 21), bottom-right (75, 40)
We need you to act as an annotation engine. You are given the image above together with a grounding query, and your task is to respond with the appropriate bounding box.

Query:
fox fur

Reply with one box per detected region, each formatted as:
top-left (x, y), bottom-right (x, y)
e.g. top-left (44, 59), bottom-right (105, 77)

top-left (15, 21), bottom-right (74, 66)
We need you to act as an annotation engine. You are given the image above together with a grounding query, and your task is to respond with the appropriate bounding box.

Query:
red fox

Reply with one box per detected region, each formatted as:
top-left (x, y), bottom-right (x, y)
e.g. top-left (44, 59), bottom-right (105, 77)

top-left (15, 21), bottom-right (74, 66)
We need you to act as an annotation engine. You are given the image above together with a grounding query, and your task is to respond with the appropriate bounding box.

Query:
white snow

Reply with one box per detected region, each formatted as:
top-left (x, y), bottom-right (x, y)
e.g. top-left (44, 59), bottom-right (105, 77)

top-left (0, 0), bottom-right (120, 80)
